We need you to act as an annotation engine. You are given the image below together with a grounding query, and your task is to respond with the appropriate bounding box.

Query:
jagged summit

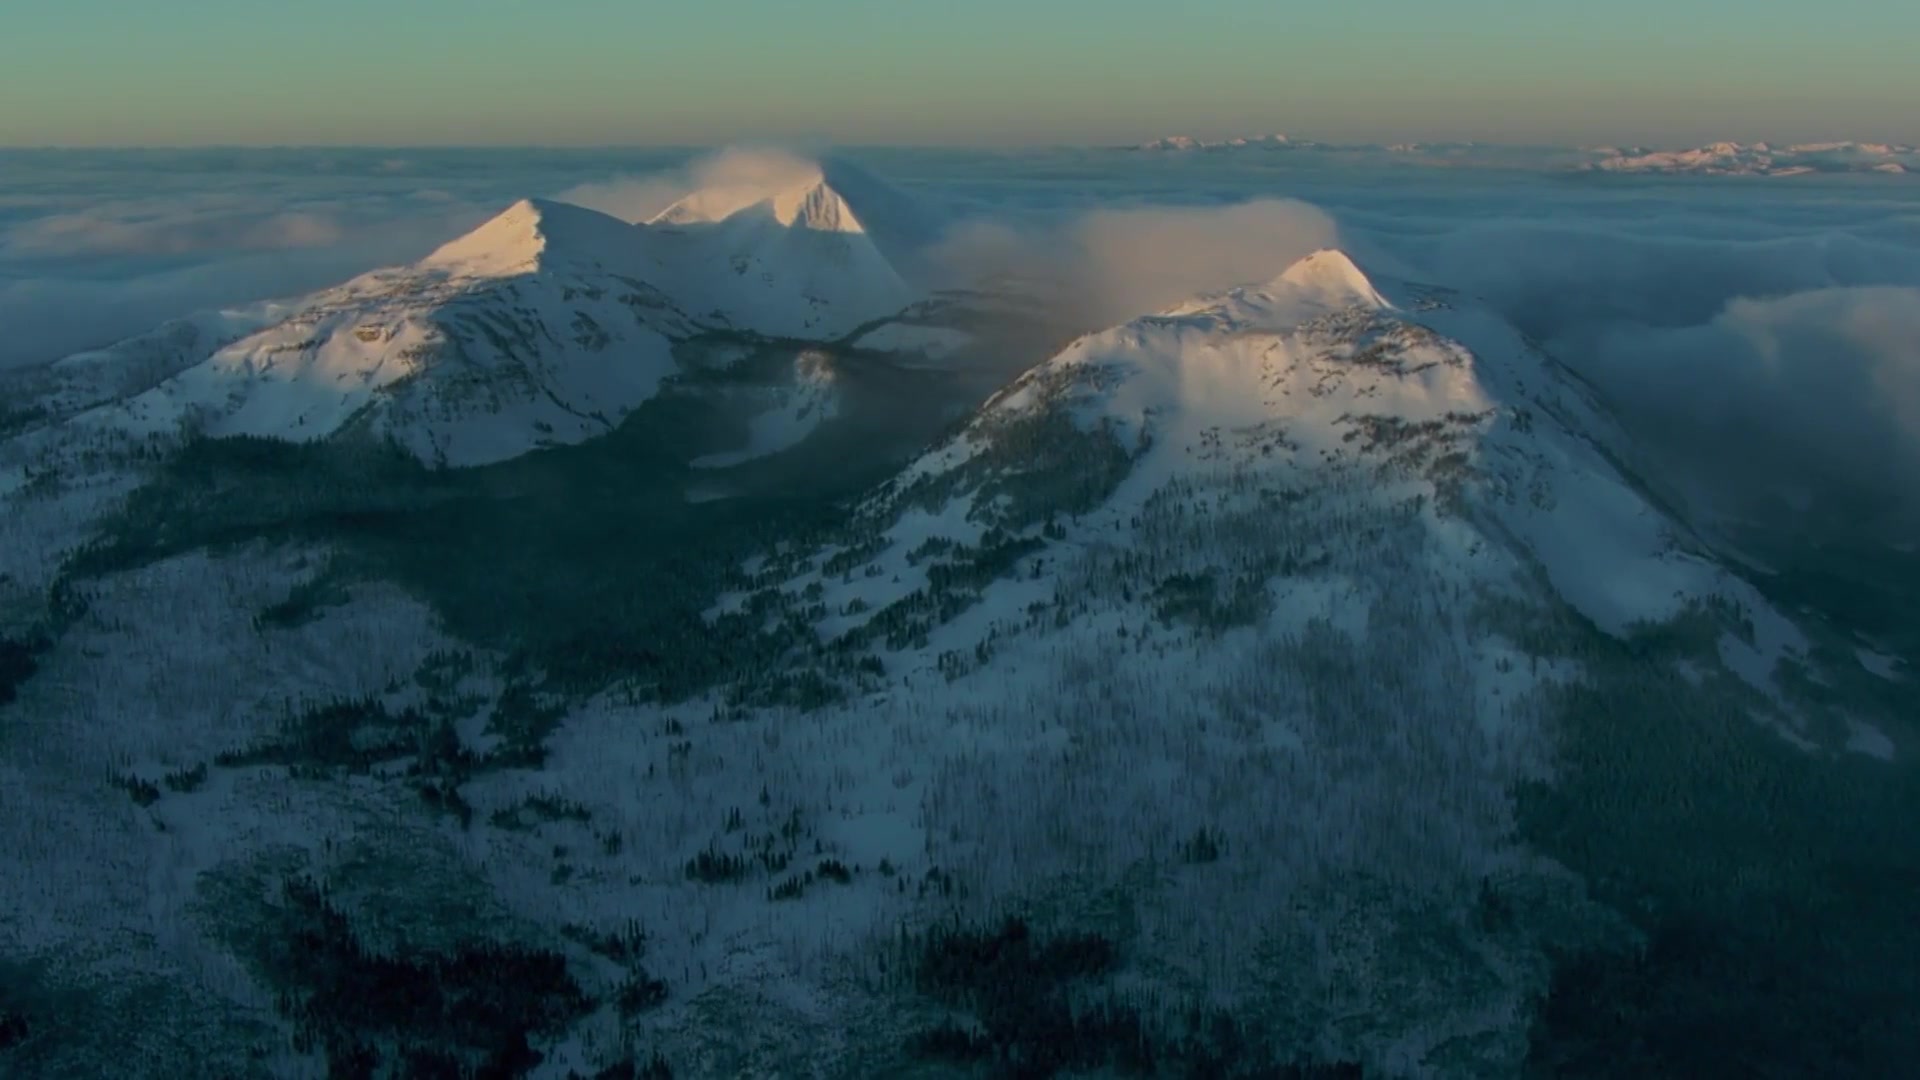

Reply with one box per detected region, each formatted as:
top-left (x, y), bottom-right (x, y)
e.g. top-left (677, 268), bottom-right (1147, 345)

top-left (421, 197), bottom-right (649, 279)
top-left (652, 170), bottom-right (870, 235)
top-left (648, 156), bottom-right (943, 271)
top-left (642, 159), bottom-right (921, 338)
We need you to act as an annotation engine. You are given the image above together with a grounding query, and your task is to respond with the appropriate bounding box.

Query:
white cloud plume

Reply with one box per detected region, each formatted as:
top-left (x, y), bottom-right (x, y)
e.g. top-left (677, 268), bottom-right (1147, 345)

top-left (929, 198), bottom-right (1341, 328)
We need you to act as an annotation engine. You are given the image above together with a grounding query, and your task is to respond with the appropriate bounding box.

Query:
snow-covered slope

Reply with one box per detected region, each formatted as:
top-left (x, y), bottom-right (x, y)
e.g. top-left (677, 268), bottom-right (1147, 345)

top-left (651, 248), bottom-right (1853, 1071)
top-left (63, 199), bottom-right (689, 467)
top-left (737, 248), bottom-right (1805, 690)
top-left (418, 195), bottom-right (654, 278)
top-left (646, 165), bottom-right (920, 339)
top-left (1584, 140), bottom-right (1918, 176)
top-left (25, 178), bottom-right (937, 469)
top-left (1, 308), bottom-right (287, 433)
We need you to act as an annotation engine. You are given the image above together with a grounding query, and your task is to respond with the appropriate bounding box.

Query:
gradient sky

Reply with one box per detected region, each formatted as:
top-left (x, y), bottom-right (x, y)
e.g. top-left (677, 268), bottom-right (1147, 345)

top-left (4, 0), bottom-right (1917, 147)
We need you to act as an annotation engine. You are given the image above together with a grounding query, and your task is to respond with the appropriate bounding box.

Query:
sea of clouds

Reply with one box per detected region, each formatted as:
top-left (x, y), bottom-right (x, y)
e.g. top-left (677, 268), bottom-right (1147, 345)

top-left (3, 144), bottom-right (1917, 544)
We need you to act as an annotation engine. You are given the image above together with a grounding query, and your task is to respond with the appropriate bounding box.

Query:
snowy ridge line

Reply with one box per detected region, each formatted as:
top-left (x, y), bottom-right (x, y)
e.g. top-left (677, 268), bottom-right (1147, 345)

top-left (1582, 139), bottom-right (1917, 176)
top-left (13, 168), bottom-right (942, 470)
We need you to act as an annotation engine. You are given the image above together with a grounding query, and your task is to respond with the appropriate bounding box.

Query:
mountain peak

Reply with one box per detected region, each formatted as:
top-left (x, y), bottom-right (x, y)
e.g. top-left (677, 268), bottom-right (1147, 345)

top-left (1270, 249), bottom-right (1388, 308)
top-left (650, 167), bottom-right (869, 235)
top-left (640, 159), bottom-right (923, 337)
top-left (422, 197), bottom-right (641, 278)
top-left (784, 178), bottom-right (865, 233)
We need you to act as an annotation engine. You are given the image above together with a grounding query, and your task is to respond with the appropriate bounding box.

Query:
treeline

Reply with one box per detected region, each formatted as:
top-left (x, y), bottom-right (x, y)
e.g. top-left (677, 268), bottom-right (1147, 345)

top-left (896, 915), bottom-right (1363, 1079)
top-left (262, 874), bottom-right (603, 1078)
top-left (0, 635), bottom-right (44, 707)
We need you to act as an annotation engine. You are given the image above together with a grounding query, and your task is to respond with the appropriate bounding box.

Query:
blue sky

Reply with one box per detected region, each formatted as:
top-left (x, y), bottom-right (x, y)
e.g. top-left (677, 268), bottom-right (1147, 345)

top-left (3, 0), bottom-right (1917, 147)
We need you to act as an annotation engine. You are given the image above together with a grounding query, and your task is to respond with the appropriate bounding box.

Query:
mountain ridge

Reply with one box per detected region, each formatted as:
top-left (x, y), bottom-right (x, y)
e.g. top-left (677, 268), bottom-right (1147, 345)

top-left (645, 164), bottom-right (922, 339)
top-left (731, 247), bottom-right (1805, 682)
top-left (1583, 139), bottom-right (1917, 176)
top-left (421, 196), bottom-right (654, 278)
top-left (10, 171), bottom-right (940, 469)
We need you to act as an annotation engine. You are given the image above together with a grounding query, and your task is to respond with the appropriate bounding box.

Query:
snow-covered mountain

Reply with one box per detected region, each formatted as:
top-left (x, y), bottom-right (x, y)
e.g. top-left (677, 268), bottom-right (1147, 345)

top-left (740, 248), bottom-right (1801, 672)
top-left (647, 164), bottom-right (920, 340)
top-left (661, 248), bottom-right (1879, 1072)
top-left (1584, 140), bottom-right (1917, 176)
top-left (12, 171), bottom-right (936, 469)
top-left (61, 199), bottom-right (691, 468)
top-left (3, 196), bottom-right (1911, 1074)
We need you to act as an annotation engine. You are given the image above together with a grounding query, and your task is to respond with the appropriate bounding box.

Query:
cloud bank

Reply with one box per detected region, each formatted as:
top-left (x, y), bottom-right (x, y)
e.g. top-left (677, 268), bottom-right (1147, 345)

top-left (10, 209), bottom-right (346, 259)
top-left (1573, 285), bottom-right (1920, 539)
top-left (0, 148), bottom-right (692, 370)
top-left (0, 209), bottom-right (483, 370)
top-left (1377, 225), bottom-right (1920, 542)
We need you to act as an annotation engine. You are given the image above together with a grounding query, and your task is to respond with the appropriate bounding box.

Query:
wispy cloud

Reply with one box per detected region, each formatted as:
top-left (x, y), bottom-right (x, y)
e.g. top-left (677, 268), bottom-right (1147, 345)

top-left (10, 209), bottom-right (345, 258)
top-left (929, 199), bottom-right (1339, 327)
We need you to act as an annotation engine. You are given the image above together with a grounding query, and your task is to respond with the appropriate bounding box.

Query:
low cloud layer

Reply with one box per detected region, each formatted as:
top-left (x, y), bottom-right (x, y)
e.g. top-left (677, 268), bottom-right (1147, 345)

top-left (11, 208), bottom-right (346, 259)
top-left (0, 207), bottom-right (485, 369)
top-left (1377, 225), bottom-right (1920, 542)
top-left (1571, 285), bottom-right (1920, 538)
top-left (1401, 225), bottom-right (1920, 337)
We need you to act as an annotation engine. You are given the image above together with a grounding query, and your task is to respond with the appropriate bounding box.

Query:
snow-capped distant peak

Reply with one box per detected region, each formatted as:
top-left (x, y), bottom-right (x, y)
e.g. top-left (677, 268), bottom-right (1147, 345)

top-left (650, 170), bottom-right (868, 235)
top-left (422, 197), bottom-right (645, 278)
top-left (1134, 133), bottom-right (1301, 152)
top-left (1584, 139), bottom-right (1919, 177)
top-left (641, 163), bottom-right (921, 338)
top-left (784, 180), bottom-right (865, 233)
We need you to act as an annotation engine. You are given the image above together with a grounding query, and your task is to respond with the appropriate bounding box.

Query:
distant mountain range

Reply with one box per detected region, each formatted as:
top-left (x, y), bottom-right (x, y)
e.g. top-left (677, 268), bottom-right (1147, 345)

top-left (1583, 140), bottom-right (1916, 176)
top-left (1129, 134), bottom-right (1917, 176)
top-left (1133, 134), bottom-right (1315, 152)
